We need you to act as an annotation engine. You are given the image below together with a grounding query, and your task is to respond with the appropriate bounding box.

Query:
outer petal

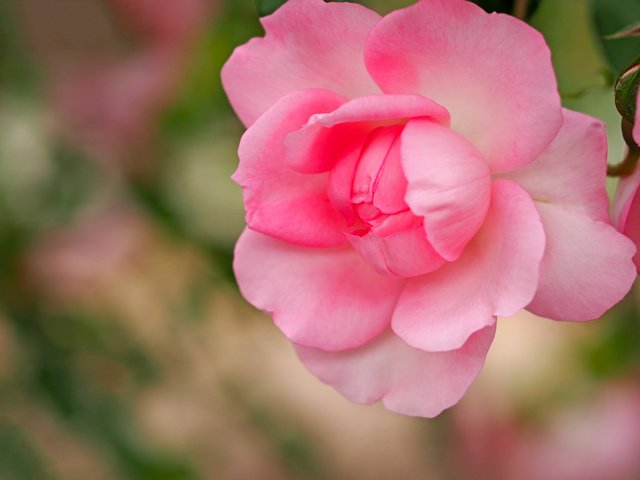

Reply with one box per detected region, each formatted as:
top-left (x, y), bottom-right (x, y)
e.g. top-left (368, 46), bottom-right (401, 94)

top-left (285, 94), bottom-right (450, 174)
top-left (613, 167), bottom-right (640, 273)
top-left (612, 166), bottom-right (640, 231)
top-left (392, 180), bottom-right (545, 352)
top-left (234, 229), bottom-right (405, 351)
top-left (295, 326), bottom-right (496, 418)
top-left (526, 203), bottom-right (637, 321)
top-left (365, 0), bottom-right (562, 172)
top-left (221, 0), bottom-right (381, 126)
top-left (401, 118), bottom-right (491, 262)
top-left (233, 89), bottom-right (348, 247)
top-left (504, 109), bottom-right (610, 222)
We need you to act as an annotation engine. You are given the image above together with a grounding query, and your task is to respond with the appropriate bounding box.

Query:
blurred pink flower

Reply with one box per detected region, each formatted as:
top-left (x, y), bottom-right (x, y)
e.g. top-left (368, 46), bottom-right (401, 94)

top-left (47, 0), bottom-right (214, 164)
top-left (26, 208), bottom-right (145, 300)
top-left (454, 383), bottom-right (640, 480)
top-left (223, 0), bottom-right (635, 417)
top-left (613, 89), bottom-right (640, 273)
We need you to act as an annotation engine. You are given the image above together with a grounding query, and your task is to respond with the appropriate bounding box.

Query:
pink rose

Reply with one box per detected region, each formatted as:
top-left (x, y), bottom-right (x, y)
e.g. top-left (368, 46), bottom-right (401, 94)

top-left (222, 0), bottom-right (636, 417)
top-left (613, 89), bottom-right (640, 273)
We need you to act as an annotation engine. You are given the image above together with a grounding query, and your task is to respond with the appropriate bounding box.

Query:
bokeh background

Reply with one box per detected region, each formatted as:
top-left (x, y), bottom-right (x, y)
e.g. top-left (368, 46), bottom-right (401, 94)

top-left (1, 0), bottom-right (640, 478)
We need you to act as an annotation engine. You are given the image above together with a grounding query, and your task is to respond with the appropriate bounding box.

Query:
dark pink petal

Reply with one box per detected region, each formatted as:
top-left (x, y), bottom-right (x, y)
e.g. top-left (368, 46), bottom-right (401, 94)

top-left (527, 203), bottom-right (637, 321)
top-left (613, 167), bottom-right (640, 272)
top-left (401, 118), bottom-right (491, 262)
top-left (285, 94), bottom-right (449, 174)
top-left (392, 180), bottom-right (545, 352)
top-left (634, 88), bottom-right (640, 146)
top-left (504, 109), bottom-right (610, 223)
top-left (221, 0), bottom-right (381, 126)
top-left (233, 89), bottom-right (348, 248)
top-left (295, 326), bottom-right (495, 418)
top-left (365, 0), bottom-right (562, 172)
top-left (234, 229), bottom-right (405, 351)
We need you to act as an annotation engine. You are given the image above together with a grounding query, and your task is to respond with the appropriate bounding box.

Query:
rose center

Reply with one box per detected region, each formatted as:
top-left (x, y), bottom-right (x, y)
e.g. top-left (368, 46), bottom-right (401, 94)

top-left (347, 125), bottom-right (419, 237)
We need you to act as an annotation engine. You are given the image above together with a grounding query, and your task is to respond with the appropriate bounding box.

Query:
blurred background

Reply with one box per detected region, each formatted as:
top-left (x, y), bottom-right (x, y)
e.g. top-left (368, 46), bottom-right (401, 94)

top-left (1, 0), bottom-right (640, 478)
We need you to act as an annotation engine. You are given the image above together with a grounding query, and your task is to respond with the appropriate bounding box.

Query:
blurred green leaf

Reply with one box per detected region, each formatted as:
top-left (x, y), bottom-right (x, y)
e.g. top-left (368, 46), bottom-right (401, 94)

top-left (594, 0), bottom-right (640, 74)
top-left (7, 306), bottom-right (200, 480)
top-left (0, 423), bottom-right (58, 480)
top-left (163, 1), bottom-right (261, 137)
top-left (226, 383), bottom-right (328, 480)
top-left (0, 0), bottom-right (40, 95)
top-left (582, 295), bottom-right (640, 379)
top-left (531, 0), bottom-right (612, 98)
top-left (129, 176), bottom-right (235, 283)
top-left (45, 143), bottom-right (102, 224)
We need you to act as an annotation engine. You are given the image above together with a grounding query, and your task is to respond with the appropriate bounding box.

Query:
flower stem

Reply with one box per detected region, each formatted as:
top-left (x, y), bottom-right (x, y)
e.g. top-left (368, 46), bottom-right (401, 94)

top-left (513, 0), bottom-right (530, 19)
top-left (608, 118), bottom-right (640, 177)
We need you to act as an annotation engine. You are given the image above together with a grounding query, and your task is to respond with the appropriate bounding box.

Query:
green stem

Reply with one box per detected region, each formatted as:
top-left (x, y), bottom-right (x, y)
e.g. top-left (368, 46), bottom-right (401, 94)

top-left (608, 149), bottom-right (639, 177)
top-left (608, 118), bottom-right (640, 177)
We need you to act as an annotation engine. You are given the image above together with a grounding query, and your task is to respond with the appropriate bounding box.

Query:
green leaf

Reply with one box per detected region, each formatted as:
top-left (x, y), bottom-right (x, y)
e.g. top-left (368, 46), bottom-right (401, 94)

top-left (582, 297), bottom-right (640, 379)
top-left (531, 0), bottom-right (612, 98)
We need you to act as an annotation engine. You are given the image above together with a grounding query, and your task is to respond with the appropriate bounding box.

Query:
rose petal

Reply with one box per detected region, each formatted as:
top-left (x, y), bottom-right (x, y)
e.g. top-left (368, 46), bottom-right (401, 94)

top-left (233, 89), bottom-right (348, 248)
top-left (234, 229), bottom-right (405, 351)
top-left (295, 326), bottom-right (496, 418)
top-left (373, 133), bottom-right (409, 214)
top-left (504, 109), bottom-right (610, 222)
top-left (347, 222), bottom-right (446, 278)
top-left (285, 94), bottom-right (449, 174)
top-left (633, 87), bottom-right (640, 146)
top-left (613, 167), bottom-right (640, 273)
top-left (401, 118), bottom-right (491, 262)
top-left (392, 180), bottom-right (545, 352)
top-left (613, 167), bottom-right (640, 232)
top-left (221, 0), bottom-right (381, 126)
top-left (365, 0), bottom-right (562, 172)
top-left (351, 126), bottom-right (403, 205)
top-left (526, 203), bottom-right (637, 321)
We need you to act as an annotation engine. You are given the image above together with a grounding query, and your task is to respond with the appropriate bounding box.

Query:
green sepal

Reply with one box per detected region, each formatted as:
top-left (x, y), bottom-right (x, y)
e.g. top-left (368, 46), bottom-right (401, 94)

top-left (615, 60), bottom-right (640, 123)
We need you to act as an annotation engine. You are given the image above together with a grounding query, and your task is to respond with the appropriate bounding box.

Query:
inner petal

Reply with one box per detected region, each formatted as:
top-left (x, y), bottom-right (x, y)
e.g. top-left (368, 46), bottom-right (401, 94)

top-left (401, 118), bottom-right (492, 262)
top-left (373, 135), bottom-right (409, 214)
top-left (352, 126), bottom-right (403, 205)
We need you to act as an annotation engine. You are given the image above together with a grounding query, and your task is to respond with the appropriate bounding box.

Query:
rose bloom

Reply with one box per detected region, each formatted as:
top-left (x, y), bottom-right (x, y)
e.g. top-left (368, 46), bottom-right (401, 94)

top-left (613, 89), bottom-right (640, 273)
top-left (222, 0), bottom-right (636, 417)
